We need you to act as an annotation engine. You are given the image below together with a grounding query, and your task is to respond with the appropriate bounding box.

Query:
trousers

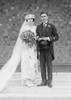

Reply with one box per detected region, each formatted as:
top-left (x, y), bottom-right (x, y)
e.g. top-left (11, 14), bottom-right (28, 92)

top-left (40, 50), bottom-right (52, 83)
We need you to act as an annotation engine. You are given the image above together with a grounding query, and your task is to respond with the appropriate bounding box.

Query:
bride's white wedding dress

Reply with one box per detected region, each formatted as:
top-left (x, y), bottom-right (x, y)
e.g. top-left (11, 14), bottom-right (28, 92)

top-left (0, 21), bottom-right (38, 91)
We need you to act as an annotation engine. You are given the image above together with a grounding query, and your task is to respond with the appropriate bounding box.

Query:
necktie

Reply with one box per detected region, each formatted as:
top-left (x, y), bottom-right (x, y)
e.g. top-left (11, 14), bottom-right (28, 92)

top-left (43, 23), bottom-right (47, 27)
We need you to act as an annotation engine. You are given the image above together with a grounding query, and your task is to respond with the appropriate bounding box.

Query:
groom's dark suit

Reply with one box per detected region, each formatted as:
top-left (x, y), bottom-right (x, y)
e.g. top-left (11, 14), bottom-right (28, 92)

top-left (36, 22), bottom-right (59, 85)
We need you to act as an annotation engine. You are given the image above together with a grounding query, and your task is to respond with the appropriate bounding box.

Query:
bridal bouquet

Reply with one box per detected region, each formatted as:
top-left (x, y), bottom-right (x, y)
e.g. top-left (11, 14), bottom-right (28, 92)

top-left (20, 30), bottom-right (36, 47)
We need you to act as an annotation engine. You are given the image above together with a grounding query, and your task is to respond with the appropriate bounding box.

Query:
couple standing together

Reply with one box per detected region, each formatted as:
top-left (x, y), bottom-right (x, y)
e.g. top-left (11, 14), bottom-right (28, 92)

top-left (0, 11), bottom-right (59, 91)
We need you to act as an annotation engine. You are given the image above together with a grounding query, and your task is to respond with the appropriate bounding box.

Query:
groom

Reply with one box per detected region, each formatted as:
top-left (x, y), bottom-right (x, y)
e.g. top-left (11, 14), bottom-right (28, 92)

top-left (36, 11), bottom-right (59, 87)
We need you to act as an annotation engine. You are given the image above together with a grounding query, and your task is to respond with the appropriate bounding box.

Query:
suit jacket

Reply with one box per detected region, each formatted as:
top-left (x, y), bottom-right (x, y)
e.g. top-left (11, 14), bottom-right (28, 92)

top-left (36, 22), bottom-right (59, 60)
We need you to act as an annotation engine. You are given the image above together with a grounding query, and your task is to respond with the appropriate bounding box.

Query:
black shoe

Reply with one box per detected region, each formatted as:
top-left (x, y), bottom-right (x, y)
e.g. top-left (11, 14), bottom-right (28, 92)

top-left (37, 81), bottom-right (47, 86)
top-left (47, 82), bottom-right (52, 88)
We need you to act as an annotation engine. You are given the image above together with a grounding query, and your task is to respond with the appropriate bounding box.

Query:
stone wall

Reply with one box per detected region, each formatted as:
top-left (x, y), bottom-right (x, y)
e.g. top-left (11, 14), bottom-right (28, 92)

top-left (0, 0), bottom-right (71, 68)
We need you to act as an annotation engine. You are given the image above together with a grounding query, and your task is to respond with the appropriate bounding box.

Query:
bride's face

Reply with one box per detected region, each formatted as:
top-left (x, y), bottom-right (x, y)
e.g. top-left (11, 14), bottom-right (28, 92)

top-left (27, 18), bottom-right (34, 26)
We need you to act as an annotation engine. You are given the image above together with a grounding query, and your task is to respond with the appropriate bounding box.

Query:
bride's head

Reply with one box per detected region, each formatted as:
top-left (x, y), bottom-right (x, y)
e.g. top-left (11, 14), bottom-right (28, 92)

top-left (25, 14), bottom-right (35, 26)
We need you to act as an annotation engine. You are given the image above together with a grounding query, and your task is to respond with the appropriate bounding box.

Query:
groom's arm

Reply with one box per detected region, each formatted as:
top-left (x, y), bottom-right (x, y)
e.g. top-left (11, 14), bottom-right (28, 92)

top-left (49, 24), bottom-right (59, 42)
top-left (42, 25), bottom-right (59, 42)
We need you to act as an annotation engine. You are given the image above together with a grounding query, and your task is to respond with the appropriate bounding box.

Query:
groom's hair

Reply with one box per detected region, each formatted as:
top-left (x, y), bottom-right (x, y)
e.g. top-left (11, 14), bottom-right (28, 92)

top-left (40, 11), bottom-right (49, 16)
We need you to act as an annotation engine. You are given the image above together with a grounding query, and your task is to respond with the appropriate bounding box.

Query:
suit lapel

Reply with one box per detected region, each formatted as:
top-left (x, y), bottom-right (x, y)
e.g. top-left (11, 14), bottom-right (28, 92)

top-left (39, 22), bottom-right (50, 37)
top-left (39, 23), bottom-right (47, 36)
top-left (43, 22), bottom-right (50, 36)
top-left (42, 22), bottom-right (48, 36)
top-left (40, 23), bottom-right (43, 37)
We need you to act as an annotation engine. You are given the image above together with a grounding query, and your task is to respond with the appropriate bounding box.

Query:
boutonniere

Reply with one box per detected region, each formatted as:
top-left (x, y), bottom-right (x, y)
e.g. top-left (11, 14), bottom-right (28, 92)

top-left (48, 25), bottom-right (51, 28)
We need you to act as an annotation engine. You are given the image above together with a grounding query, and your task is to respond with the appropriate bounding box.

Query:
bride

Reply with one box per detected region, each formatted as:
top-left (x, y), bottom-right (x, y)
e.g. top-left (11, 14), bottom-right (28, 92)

top-left (0, 13), bottom-right (38, 91)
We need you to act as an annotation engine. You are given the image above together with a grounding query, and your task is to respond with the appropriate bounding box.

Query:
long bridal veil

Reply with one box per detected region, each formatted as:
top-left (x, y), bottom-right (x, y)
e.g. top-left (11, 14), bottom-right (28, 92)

top-left (0, 21), bottom-right (27, 91)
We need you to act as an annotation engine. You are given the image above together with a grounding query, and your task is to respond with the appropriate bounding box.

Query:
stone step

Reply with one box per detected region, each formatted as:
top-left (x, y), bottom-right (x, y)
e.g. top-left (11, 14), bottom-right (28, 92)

top-left (0, 86), bottom-right (71, 97)
top-left (7, 72), bottom-right (71, 88)
top-left (0, 97), bottom-right (71, 100)
top-left (12, 72), bottom-right (71, 81)
top-left (0, 72), bottom-right (71, 98)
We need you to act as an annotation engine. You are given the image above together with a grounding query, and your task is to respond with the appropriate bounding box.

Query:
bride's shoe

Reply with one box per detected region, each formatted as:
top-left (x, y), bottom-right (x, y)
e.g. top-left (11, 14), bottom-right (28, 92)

top-left (25, 79), bottom-right (35, 87)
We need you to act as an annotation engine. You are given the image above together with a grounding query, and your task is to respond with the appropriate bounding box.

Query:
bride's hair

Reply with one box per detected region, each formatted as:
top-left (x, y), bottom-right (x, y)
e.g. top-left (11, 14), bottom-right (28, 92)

top-left (24, 13), bottom-right (35, 22)
top-left (26, 18), bottom-right (35, 22)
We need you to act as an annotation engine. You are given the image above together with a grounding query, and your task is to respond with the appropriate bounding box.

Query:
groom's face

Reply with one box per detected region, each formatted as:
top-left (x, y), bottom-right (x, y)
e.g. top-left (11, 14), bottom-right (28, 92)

top-left (41, 13), bottom-right (48, 23)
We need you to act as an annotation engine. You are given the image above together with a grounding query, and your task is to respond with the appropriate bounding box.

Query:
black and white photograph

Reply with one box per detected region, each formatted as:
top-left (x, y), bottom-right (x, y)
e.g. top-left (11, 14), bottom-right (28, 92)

top-left (0, 0), bottom-right (71, 100)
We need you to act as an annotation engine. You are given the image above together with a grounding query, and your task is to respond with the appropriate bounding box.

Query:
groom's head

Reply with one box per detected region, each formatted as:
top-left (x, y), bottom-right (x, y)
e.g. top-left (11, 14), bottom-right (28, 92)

top-left (40, 11), bottom-right (49, 23)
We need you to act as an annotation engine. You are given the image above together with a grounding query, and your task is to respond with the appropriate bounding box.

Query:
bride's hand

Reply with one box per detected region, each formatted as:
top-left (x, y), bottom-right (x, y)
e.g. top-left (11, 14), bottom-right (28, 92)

top-left (37, 37), bottom-right (44, 41)
top-left (34, 36), bottom-right (39, 40)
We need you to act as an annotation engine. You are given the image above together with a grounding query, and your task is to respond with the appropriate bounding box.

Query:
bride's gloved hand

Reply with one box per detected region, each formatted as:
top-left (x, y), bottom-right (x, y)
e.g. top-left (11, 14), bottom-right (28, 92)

top-left (42, 37), bottom-right (50, 41)
top-left (34, 36), bottom-right (39, 40)
top-left (37, 37), bottom-right (44, 41)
